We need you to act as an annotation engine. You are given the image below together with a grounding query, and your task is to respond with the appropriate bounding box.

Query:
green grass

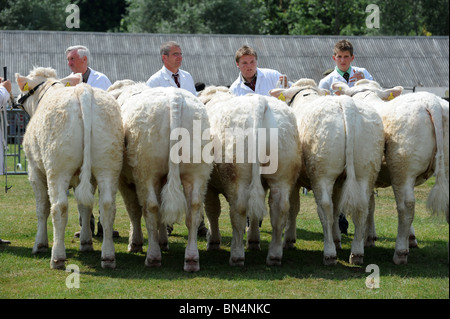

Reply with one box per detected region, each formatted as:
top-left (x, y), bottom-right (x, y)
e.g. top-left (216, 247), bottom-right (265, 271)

top-left (0, 175), bottom-right (448, 299)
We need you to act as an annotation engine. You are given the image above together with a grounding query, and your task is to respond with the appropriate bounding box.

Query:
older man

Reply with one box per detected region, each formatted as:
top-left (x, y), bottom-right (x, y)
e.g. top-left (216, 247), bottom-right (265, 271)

top-left (147, 41), bottom-right (197, 96)
top-left (66, 45), bottom-right (116, 238)
top-left (66, 45), bottom-right (112, 90)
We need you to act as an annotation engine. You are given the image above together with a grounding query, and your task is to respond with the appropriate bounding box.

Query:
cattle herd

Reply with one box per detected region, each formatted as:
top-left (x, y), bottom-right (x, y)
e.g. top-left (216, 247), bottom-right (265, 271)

top-left (13, 67), bottom-right (449, 272)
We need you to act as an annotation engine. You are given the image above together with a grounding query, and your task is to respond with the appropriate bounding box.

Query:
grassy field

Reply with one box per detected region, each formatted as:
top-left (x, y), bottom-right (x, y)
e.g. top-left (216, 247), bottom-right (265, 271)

top-left (0, 174), bottom-right (448, 300)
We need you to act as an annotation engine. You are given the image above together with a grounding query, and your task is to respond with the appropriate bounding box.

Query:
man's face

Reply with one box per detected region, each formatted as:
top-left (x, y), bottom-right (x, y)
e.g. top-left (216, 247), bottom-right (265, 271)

top-left (67, 50), bottom-right (88, 74)
top-left (333, 50), bottom-right (354, 72)
top-left (236, 54), bottom-right (257, 80)
top-left (163, 46), bottom-right (183, 73)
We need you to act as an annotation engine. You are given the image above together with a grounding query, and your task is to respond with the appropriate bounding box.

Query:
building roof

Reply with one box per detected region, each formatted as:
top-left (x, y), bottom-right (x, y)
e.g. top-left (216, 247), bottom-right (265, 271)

top-left (1, 30), bottom-right (448, 97)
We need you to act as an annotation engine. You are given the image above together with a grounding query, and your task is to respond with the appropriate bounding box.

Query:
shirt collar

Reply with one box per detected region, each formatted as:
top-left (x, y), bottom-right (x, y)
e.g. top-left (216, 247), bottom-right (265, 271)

top-left (335, 66), bottom-right (352, 77)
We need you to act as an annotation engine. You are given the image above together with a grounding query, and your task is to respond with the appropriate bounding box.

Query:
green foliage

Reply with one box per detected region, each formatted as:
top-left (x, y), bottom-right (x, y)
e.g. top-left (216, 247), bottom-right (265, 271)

top-left (0, 0), bottom-right (448, 35)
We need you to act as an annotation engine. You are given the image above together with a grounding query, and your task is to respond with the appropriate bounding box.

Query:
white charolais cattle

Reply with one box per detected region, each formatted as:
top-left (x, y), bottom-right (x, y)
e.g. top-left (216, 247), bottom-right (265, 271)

top-left (108, 81), bottom-right (212, 272)
top-left (198, 87), bottom-right (302, 267)
top-left (333, 80), bottom-right (449, 264)
top-left (271, 79), bottom-right (385, 265)
top-left (15, 67), bottom-right (124, 269)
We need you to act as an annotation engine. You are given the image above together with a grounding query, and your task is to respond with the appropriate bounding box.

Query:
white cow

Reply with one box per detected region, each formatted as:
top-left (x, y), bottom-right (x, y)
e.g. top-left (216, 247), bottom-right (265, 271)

top-left (198, 87), bottom-right (302, 267)
top-left (15, 67), bottom-right (124, 269)
top-left (108, 81), bottom-right (212, 272)
top-left (333, 80), bottom-right (449, 264)
top-left (271, 79), bottom-right (385, 265)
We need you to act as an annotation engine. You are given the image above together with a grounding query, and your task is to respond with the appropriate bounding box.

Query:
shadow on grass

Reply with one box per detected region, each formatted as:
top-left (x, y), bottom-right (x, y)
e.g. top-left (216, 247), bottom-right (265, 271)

top-left (1, 228), bottom-right (448, 282)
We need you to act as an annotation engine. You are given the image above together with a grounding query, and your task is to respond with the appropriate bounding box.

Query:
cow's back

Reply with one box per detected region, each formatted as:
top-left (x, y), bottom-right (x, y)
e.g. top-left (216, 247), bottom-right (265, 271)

top-left (23, 86), bottom-right (84, 175)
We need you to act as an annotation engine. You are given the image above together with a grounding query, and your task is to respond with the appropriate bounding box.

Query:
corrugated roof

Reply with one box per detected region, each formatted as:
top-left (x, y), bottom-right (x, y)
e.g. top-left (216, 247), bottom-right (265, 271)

top-left (1, 30), bottom-right (448, 96)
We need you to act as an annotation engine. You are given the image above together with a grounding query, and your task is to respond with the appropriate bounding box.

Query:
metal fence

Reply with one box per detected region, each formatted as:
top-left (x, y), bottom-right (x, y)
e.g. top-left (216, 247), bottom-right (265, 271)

top-left (2, 108), bottom-right (29, 191)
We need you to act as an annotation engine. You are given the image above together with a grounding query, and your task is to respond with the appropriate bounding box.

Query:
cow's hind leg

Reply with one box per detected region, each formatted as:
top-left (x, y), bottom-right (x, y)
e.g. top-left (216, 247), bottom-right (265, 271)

top-left (314, 180), bottom-right (337, 265)
top-left (205, 187), bottom-right (222, 251)
top-left (284, 182), bottom-right (300, 250)
top-left (47, 178), bottom-right (71, 269)
top-left (142, 181), bottom-right (161, 267)
top-left (392, 179), bottom-right (416, 265)
top-left (77, 203), bottom-right (94, 252)
top-left (97, 178), bottom-right (118, 269)
top-left (119, 179), bottom-right (144, 253)
top-left (183, 177), bottom-right (205, 272)
top-left (267, 184), bottom-right (291, 266)
top-left (29, 168), bottom-right (50, 254)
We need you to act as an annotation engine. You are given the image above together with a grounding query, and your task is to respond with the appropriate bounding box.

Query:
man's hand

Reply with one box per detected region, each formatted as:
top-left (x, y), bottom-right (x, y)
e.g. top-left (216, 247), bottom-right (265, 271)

top-left (0, 77), bottom-right (12, 94)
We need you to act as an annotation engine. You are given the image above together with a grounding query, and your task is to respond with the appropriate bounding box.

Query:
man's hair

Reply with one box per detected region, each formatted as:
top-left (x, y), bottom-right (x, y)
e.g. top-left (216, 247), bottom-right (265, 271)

top-left (235, 45), bottom-right (257, 63)
top-left (66, 45), bottom-right (91, 64)
top-left (160, 41), bottom-right (181, 56)
top-left (333, 40), bottom-right (354, 56)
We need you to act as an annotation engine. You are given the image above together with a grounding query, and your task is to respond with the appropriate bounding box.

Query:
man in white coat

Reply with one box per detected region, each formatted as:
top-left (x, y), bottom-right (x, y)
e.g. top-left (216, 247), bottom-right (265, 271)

top-left (319, 39), bottom-right (373, 95)
top-left (1, 77), bottom-right (12, 244)
top-left (66, 45), bottom-right (112, 90)
top-left (147, 41), bottom-right (197, 96)
top-left (230, 45), bottom-right (288, 96)
top-left (66, 45), bottom-right (115, 238)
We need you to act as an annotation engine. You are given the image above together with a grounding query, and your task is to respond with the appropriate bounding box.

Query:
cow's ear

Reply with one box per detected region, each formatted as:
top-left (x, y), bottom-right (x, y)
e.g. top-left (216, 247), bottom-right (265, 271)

top-left (60, 73), bottom-right (82, 87)
top-left (269, 88), bottom-right (287, 100)
top-left (15, 74), bottom-right (31, 92)
top-left (331, 81), bottom-right (349, 94)
top-left (378, 86), bottom-right (403, 101)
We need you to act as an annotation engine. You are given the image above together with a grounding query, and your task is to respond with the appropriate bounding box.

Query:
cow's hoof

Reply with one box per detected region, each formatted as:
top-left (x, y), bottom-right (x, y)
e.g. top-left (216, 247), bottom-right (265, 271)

top-left (101, 257), bottom-right (116, 269)
top-left (51, 258), bottom-right (66, 270)
top-left (266, 255), bottom-right (282, 267)
top-left (334, 240), bottom-right (342, 250)
top-left (128, 243), bottom-right (143, 253)
top-left (159, 241), bottom-right (169, 252)
top-left (409, 235), bottom-right (418, 248)
top-left (247, 240), bottom-right (261, 251)
top-left (206, 241), bottom-right (221, 251)
top-left (349, 253), bottom-right (364, 265)
top-left (283, 239), bottom-right (296, 250)
top-left (80, 240), bottom-right (93, 252)
top-left (229, 256), bottom-right (245, 267)
top-left (323, 255), bottom-right (337, 266)
top-left (365, 236), bottom-right (377, 247)
top-left (32, 244), bottom-right (49, 254)
top-left (393, 250), bottom-right (409, 265)
top-left (145, 256), bottom-right (161, 267)
top-left (184, 258), bottom-right (200, 272)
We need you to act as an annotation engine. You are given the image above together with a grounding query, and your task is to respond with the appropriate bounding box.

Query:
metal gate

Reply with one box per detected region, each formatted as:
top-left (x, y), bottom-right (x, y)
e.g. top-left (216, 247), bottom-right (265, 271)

top-left (1, 107), bottom-right (29, 192)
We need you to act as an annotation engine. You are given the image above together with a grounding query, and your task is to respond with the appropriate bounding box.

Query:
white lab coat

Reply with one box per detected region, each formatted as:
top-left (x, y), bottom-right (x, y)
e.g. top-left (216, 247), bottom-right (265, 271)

top-left (318, 66), bottom-right (373, 94)
top-left (0, 86), bottom-right (10, 175)
top-left (230, 68), bottom-right (282, 96)
top-left (86, 68), bottom-right (112, 90)
top-left (146, 66), bottom-right (197, 96)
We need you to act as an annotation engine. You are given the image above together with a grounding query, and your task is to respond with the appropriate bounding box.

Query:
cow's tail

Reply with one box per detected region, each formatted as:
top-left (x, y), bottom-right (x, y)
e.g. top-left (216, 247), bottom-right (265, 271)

top-left (74, 85), bottom-right (95, 207)
top-left (247, 96), bottom-right (268, 222)
top-left (426, 98), bottom-right (449, 217)
top-left (160, 91), bottom-right (188, 226)
top-left (338, 99), bottom-right (365, 218)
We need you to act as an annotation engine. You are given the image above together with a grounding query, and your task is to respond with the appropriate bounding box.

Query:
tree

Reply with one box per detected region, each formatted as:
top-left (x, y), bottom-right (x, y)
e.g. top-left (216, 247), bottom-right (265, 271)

top-left (0, 0), bottom-right (71, 30)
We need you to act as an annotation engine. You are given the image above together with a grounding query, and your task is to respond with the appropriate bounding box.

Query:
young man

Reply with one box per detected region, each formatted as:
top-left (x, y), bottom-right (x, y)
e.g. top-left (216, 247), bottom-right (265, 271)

top-left (230, 45), bottom-right (288, 96)
top-left (66, 45), bottom-right (112, 90)
top-left (147, 41), bottom-right (197, 96)
top-left (319, 39), bottom-right (373, 95)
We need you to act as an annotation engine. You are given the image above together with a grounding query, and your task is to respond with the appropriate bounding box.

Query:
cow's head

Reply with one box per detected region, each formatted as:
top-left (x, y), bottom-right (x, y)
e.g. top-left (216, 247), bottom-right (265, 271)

top-left (15, 67), bottom-right (82, 116)
top-left (333, 79), bottom-right (403, 101)
top-left (269, 78), bottom-right (329, 104)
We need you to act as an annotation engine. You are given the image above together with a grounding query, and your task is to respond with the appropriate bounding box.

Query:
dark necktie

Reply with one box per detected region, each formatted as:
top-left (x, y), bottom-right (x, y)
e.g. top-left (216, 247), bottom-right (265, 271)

top-left (173, 73), bottom-right (180, 88)
top-left (343, 72), bottom-right (350, 83)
